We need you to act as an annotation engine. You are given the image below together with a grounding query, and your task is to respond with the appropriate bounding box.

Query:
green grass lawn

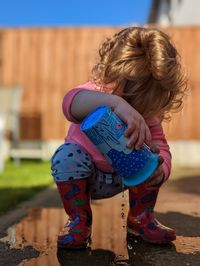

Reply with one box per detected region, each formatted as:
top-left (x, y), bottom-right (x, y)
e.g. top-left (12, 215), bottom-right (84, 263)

top-left (1, 159), bottom-right (199, 216)
top-left (0, 160), bottom-right (53, 215)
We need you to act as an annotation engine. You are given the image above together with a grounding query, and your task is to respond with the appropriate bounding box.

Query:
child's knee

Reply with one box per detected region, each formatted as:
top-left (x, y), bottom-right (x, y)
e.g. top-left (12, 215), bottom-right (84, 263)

top-left (51, 142), bottom-right (94, 182)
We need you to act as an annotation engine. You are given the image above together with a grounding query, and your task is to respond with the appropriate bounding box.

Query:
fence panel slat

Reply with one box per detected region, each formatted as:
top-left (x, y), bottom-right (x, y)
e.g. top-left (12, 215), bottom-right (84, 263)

top-left (0, 27), bottom-right (200, 140)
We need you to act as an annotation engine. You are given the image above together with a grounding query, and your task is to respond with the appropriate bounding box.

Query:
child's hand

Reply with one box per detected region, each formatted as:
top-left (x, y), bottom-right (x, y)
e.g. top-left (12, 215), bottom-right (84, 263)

top-left (145, 144), bottom-right (165, 188)
top-left (113, 97), bottom-right (151, 149)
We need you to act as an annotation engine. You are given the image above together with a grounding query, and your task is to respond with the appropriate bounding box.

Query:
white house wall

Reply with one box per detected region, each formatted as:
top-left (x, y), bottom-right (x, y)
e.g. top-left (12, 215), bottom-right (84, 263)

top-left (157, 0), bottom-right (200, 26)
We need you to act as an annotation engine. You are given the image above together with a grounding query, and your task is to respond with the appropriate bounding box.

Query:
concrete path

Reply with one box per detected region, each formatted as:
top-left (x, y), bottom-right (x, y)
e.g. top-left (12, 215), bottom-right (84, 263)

top-left (0, 169), bottom-right (200, 266)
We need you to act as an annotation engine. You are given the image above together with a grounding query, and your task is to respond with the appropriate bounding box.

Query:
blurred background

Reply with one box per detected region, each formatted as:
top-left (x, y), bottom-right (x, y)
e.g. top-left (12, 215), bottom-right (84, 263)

top-left (0, 0), bottom-right (200, 213)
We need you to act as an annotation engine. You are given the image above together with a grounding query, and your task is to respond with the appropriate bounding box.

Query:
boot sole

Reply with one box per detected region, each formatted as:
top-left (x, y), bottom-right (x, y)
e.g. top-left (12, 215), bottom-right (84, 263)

top-left (57, 243), bottom-right (89, 249)
top-left (57, 236), bottom-right (92, 250)
top-left (127, 228), bottom-right (176, 244)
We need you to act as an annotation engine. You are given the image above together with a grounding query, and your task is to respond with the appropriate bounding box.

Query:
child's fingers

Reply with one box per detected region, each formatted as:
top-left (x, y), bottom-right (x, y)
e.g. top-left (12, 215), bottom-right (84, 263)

top-left (147, 174), bottom-right (164, 187)
top-left (127, 130), bottom-right (139, 148)
top-left (150, 144), bottom-right (160, 154)
top-left (150, 146), bottom-right (164, 167)
top-left (125, 119), bottom-right (151, 150)
top-left (158, 155), bottom-right (164, 165)
top-left (124, 120), bottom-right (137, 137)
top-left (126, 122), bottom-right (151, 149)
top-left (145, 164), bottom-right (164, 187)
top-left (135, 123), bottom-right (146, 150)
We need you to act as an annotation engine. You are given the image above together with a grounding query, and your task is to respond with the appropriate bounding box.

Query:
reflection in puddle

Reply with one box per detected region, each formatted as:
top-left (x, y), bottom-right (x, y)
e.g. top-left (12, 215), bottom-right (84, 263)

top-left (1, 194), bottom-right (131, 265)
top-left (1, 192), bottom-right (200, 265)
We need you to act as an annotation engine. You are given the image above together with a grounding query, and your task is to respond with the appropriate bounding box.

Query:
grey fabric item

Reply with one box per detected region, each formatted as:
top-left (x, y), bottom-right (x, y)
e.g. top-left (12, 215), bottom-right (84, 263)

top-left (51, 142), bottom-right (126, 199)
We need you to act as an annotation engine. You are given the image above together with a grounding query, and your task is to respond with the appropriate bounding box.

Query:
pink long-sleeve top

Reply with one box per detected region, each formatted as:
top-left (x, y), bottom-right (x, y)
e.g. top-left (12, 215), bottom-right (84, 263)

top-left (62, 81), bottom-right (172, 181)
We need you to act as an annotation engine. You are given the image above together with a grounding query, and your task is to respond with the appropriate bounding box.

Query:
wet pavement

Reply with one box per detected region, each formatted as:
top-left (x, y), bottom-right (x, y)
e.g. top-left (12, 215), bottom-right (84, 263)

top-left (0, 173), bottom-right (200, 266)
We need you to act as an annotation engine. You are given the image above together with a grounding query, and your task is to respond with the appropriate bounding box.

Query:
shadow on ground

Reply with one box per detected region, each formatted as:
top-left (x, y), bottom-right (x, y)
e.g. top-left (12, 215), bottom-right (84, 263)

top-left (0, 175), bottom-right (200, 265)
top-left (56, 233), bottom-right (200, 266)
top-left (170, 175), bottom-right (200, 195)
top-left (157, 211), bottom-right (200, 237)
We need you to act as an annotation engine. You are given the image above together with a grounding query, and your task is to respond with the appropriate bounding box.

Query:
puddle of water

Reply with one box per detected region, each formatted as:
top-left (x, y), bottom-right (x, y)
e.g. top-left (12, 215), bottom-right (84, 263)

top-left (1, 192), bottom-right (199, 266)
top-left (0, 194), bottom-right (131, 265)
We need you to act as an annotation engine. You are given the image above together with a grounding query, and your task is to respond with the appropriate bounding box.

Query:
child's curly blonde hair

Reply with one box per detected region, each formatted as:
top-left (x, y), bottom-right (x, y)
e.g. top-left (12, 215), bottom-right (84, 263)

top-left (91, 27), bottom-right (187, 120)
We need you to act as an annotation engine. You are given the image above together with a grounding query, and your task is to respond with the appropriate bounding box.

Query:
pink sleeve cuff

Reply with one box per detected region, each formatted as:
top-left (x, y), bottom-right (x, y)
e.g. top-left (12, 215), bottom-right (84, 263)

top-left (62, 88), bottom-right (86, 123)
top-left (62, 81), bottom-right (101, 123)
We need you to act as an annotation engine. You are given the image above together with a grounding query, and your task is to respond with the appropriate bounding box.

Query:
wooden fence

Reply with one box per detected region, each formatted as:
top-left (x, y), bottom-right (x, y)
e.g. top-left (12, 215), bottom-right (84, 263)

top-left (0, 27), bottom-right (199, 141)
